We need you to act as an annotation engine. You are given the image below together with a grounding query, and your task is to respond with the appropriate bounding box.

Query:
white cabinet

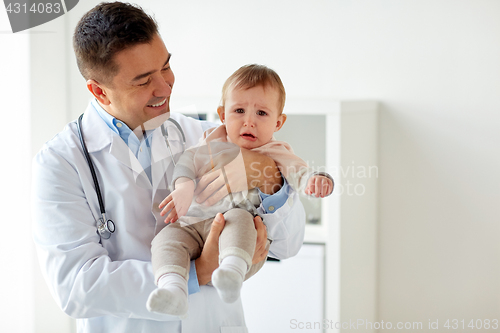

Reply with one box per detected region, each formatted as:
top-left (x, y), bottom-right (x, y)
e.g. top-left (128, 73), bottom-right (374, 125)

top-left (241, 244), bottom-right (325, 332)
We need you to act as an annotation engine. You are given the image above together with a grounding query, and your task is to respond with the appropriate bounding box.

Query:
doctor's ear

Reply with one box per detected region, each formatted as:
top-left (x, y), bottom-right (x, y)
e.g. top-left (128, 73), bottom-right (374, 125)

top-left (87, 80), bottom-right (111, 105)
top-left (217, 106), bottom-right (225, 123)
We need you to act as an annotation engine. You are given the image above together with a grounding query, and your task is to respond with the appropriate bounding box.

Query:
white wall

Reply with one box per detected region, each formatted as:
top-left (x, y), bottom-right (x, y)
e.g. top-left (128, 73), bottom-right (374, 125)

top-left (5, 0), bottom-right (498, 331)
top-left (0, 10), bottom-right (33, 333)
top-left (328, 1), bottom-right (500, 327)
top-left (0, 5), bottom-right (75, 333)
top-left (28, 11), bottom-right (76, 333)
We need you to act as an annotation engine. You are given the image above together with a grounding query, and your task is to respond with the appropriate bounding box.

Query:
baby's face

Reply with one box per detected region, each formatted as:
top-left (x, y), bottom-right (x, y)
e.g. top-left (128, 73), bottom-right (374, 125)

top-left (218, 85), bottom-right (286, 150)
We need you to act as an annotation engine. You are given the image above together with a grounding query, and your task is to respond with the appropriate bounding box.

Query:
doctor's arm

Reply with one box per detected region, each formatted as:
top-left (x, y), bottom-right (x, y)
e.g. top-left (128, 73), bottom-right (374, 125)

top-left (31, 148), bottom-right (180, 321)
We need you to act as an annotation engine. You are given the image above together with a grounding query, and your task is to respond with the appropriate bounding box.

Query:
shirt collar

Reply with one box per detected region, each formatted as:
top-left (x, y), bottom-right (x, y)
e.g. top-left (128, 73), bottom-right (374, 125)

top-left (91, 99), bottom-right (120, 135)
top-left (91, 99), bottom-right (155, 147)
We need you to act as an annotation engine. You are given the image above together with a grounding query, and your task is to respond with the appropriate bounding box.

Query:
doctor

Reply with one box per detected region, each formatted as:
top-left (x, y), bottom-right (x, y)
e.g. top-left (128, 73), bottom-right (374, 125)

top-left (32, 2), bottom-right (305, 333)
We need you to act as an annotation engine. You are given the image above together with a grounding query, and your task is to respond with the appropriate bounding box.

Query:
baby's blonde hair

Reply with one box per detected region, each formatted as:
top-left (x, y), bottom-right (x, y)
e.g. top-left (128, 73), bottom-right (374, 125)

top-left (220, 64), bottom-right (286, 113)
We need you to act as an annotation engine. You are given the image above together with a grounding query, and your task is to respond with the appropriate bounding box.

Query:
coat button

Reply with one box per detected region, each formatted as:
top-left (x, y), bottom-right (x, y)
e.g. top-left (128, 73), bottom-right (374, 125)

top-left (268, 205), bottom-right (275, 212)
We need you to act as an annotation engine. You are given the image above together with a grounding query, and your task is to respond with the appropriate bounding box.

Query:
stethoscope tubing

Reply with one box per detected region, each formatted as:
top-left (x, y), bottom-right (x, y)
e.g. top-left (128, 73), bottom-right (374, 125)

top-left (161, 117), bottom-right (186, 167)
top-left (77, 114), bottom-right (106, 215)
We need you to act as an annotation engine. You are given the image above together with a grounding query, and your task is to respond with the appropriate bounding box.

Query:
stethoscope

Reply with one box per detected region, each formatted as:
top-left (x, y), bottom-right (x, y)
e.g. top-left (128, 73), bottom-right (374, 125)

top-left (77, 113), bottom-right (186, 240)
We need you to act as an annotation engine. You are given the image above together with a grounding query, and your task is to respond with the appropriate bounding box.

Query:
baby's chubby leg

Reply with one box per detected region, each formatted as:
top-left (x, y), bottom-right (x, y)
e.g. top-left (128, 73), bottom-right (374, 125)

top-left (212, 208), bottom-right (257, 303)
top-left (147, 220), bottom-right (204, 316)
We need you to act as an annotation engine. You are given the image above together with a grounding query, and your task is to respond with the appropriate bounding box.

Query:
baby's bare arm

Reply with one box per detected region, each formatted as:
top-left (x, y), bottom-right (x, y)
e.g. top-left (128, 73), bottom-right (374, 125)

top-left (159, 177), bottom-right (195, 223)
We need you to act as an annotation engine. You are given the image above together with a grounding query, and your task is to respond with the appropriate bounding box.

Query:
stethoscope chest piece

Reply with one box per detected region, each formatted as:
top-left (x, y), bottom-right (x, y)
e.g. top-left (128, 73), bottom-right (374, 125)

top-left (97, 215), bottom-right (115, 239)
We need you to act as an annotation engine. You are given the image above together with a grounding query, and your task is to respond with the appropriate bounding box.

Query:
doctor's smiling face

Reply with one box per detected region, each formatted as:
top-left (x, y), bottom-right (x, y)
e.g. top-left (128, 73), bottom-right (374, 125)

top-left (74, 2), bottom-right (173, 131)
top-left (87, 34), bottom-right (174, 131)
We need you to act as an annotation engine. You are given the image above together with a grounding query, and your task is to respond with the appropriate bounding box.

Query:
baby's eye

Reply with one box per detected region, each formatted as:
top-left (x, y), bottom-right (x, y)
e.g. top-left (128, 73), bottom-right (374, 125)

top-left (257, 110), bottom-right (267, 116)
top-left (235, 108), bottom-right (244, 113)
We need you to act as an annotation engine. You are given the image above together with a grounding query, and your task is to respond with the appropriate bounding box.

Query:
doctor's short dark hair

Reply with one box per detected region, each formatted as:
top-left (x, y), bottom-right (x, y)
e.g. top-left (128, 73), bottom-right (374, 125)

top-left (73, 2), bottom-right (159, 85)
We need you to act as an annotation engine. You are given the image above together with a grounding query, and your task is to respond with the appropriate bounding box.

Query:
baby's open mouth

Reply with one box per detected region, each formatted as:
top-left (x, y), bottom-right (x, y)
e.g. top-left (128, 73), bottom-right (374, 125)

top-left (241, 133), bottom-right (255, 139)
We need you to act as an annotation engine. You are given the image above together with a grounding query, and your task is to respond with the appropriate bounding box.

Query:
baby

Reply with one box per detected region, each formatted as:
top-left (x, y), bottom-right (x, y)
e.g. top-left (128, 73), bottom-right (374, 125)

top-left (147, 64), bottom-right (333, 316)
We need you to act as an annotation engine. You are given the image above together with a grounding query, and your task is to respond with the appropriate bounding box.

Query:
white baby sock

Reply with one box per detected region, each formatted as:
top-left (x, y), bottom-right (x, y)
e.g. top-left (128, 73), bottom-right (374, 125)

top-left (146, 273), bottom-right (188, 316)
top-left (212, 256), bottom-right (248, 303)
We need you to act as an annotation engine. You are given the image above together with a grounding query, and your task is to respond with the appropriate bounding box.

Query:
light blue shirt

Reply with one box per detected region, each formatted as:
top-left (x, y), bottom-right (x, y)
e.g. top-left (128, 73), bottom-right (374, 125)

top-left (92, 100), bottom-right (154, 182)
top-left (91, 100), bottom-right (290, 293)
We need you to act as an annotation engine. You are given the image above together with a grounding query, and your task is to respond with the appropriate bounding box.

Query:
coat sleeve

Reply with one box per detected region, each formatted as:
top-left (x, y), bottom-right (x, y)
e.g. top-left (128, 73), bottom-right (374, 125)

top-left (31, 145), bottom-right (179, 321)
top-left (258, 185), bottom-right (306, 259)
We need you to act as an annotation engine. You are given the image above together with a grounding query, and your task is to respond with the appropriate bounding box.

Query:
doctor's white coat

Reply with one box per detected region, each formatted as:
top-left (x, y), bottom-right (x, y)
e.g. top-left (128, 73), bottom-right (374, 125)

top-left (32, 103), bottom-right (306, 333)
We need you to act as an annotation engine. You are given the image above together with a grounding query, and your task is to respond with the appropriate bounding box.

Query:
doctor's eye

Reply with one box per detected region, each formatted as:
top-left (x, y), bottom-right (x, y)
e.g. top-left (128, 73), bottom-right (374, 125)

top-left (139, 78), bottom-right (151, 87)
top-left (235, 108), bottom-right (244, 113)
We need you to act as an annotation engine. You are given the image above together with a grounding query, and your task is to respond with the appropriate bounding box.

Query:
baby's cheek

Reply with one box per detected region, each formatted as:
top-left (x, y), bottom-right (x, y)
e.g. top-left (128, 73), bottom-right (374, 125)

top-left (260, 131), bottom-right (274, 144)
top-left (227, 127), bottom-right (240, 142)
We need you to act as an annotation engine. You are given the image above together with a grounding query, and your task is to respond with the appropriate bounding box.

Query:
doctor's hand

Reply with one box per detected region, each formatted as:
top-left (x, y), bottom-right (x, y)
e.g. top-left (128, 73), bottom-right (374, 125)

top-left (194, 148), bottom-right (283, 206)
top-left (252, 215), bottom-right (269, 265)
top-left (159, 177), bottom-right (195, 223)
top-left (196, 213), bottom-right (225, 285)
top-left (195, 213), bottom-right (269, 285)
top-left (305, 175), bottom-right (333, 198)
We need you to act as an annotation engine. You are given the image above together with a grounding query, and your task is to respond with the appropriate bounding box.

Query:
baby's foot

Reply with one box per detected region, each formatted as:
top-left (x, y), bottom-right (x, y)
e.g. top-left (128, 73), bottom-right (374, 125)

top-left (146, 287), bottom-right (188, 316)
top-left (212, 267), bottom-right (244, 303)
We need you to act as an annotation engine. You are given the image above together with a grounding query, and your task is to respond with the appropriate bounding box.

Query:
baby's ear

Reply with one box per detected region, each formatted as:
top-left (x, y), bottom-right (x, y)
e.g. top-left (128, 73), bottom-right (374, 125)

top-left (217, 106), bottom-right (225, 123)
top-left (275, 113), bottom-right (287, 132)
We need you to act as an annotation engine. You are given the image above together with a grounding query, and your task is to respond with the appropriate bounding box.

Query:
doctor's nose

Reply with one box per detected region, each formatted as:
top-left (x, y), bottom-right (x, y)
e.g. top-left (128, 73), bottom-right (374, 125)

top-left (154, 78), bottom-right (173, 97)
top-left (154, 72), bottom-right (174, 97)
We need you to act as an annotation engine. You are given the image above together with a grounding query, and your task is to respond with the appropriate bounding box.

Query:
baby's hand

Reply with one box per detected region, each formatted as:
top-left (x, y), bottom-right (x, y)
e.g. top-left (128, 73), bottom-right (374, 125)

top-left (305, 175), bottom-right (333, 198)
top-left (159, 178), bottom-right (195, 223)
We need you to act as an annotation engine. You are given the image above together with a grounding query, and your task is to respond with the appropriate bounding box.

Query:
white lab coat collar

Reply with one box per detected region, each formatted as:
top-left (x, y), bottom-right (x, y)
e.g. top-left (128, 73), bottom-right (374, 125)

top-left (80, 102), bottom-right (114, 153)
top-left (81, 103), bottom-right (150, 182)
